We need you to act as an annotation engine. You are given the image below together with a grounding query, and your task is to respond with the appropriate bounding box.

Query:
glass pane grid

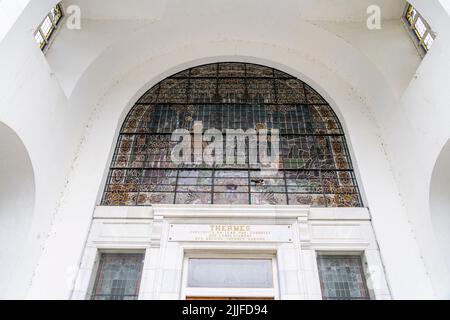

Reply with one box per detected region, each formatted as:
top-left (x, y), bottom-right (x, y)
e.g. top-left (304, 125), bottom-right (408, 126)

top-left (35, 3), bottom-right (64, 51)
top-left (40, 16), bottom-right (54, 37)
top-left (34, 31), bottom-right (45, 48)
top-left (404, 3), bottom-right (435, 53)
top-left (91, 253), bottom-right (144, 301)
top-left (102, 63), bottom-right (363, 207)
top-left (317, 256), bottom-right (370, 300)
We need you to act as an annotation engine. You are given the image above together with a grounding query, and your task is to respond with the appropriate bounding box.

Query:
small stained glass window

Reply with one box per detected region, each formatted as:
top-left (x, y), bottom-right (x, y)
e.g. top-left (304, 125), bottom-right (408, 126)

top-left (404, 3), bottom-right (435, 56)
top-left (34, 3), bottom-right (64, 52)
top-left (91, 253), bottom-right (144, 300)
top-left (317, 255), bottom-right (370, 300)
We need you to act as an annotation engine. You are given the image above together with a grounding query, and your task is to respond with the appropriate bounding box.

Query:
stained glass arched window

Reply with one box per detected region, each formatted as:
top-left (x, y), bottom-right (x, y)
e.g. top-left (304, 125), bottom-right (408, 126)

top-left (102, 63), bottom-right (362, 207)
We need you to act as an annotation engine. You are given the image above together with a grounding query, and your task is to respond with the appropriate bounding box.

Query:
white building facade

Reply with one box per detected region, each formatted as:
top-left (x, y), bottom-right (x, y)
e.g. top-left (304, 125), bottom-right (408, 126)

top-left (0, 0), bottom-right (449, 300)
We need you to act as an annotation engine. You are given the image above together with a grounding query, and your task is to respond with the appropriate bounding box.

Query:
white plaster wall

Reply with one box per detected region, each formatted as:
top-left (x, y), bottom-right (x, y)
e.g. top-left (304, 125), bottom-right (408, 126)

top-left (373, 0), bottom-right (450, 298)
top-left (440, 0), bottom-right (450, 14)
top-left (0, 0), bottom-right (92, 298)
top-left (312, 20), bottom-right (421, 96)
top-left (0, 122), bottom-right (35, 299)
top-left (0, 0), bottom-right (30, 41)
top-left (430, 140), bottom-right (450, 284)
top-left (1, 0), bottom-right (448, 299)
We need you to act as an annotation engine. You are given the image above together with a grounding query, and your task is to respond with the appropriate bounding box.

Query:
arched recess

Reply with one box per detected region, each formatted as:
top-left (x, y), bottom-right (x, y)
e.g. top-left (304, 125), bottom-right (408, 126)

top-left (0, 122), bottom-right (35, 297)
top-left (101, 62), bottom-right (362, 207)
top-left (430, 139), bottom-right (450, 295)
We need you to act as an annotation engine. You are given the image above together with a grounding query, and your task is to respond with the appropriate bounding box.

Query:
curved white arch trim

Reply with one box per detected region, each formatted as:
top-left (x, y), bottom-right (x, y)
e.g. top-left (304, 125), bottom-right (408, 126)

top-left (429, 139), bottom-right (450, 298)
top-left (0, 121), bottom-right (36, 299)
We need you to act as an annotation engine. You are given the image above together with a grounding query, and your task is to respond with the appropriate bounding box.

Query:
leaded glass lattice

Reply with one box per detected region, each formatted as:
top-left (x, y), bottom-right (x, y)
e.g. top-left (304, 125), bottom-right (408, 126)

top-left (317, 255), bottom-right (370, 300)
top-left (102, 63), bottom-right (362, 207)
top-left (91, 253), bottom-right (144, 300)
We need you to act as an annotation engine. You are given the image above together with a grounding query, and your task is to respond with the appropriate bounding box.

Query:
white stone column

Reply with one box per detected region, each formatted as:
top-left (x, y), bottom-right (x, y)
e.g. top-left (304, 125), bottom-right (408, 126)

top-left (300, 249), bottom-right (322, 300)
top-left (140, 218), bottom-right (184, 299)
top-left (364, 249), bottom-right (392, 300)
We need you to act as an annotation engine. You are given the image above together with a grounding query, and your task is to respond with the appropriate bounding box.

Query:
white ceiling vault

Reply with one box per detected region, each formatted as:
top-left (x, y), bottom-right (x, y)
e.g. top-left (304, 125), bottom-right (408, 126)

top-left (63, 0), bottom-right (405, 22)
top-left (53, 0), bottom-right (417, 99)
top-left (298, 0), bottom-right (405, 21)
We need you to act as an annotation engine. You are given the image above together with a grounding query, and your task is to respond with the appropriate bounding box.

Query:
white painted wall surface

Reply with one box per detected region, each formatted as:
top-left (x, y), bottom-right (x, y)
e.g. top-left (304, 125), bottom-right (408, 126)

top-left (0, 122), bottom-right (35, 299)
top-left (377, 0), bottom-right (450, 298)
top-left (0, 0), bottom-right (448, 299)
top-left (430, 140), bottom-right (450, 287)
top-left (0, 0), bottom-right (88, 298)
top-left (0, 0), bottom-right (30, 41)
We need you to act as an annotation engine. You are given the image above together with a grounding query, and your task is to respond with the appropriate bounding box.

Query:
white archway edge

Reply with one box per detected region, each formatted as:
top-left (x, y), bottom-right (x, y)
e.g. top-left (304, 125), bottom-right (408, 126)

top-left (28, 39), bottom-right (433, 299)
top-left (429, 140), bottom-right (450, 298)
top-left (0, 122), bottom-right (35, 299)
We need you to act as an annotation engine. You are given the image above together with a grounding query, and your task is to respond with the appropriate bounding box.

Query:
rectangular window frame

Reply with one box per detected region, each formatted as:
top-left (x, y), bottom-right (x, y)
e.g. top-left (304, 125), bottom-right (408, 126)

top-left (402, 2), bottom-right (436, 57)
top-left (316, 251), bottom-right (372, 301)
top-left (88, 250), bottom-right (146, 301)
top-left (181, 251), bottom-right (279, 300)
top-left (34, 3), bottom-right (64, 53)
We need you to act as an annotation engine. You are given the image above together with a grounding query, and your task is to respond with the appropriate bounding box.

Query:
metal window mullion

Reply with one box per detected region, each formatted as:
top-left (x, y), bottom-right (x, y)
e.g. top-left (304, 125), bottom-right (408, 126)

top-left (420, 29), bottom-right (432, 50)
top-left (272, 68), bottom-right (278, 104)
top-left (412, 10), bottom-right (420, 26)
top-left (102, 132), bottom-right (125, 205)
top-left (409, 12), bottom-right (425, 52)
top-left (49, 10), bottom-right (62, 34)
top-left (173, 169), bottom-right (180, 204)
top-left (215, 63), bottom-right (220, 103)
top-left (43, 14), bottom-right (56, 40)
top-left (244, 64), bottom-right (249, 104)
top-left (311, 133), bottom-right (326, 207)
top-left (53, 4), bottom-right (63, 26)
top-left (186, 69), bottom-right (192, 104)
top-left (111, 166), bottom-right (353, 172)
top-left (49, 13), bottom-right (57, 28)
top-left (127, 135), bottom-right (139, 205)
top-left (283, 168), bottom-right (289, 205)
top-left (247, 168), bottom-right (252, 205)
top-left (37, 28), bottom-right (48, 48)
top-left (412, 12), bottom-right (432, 48)
top-left (212, 167), bottom-right (216, 204)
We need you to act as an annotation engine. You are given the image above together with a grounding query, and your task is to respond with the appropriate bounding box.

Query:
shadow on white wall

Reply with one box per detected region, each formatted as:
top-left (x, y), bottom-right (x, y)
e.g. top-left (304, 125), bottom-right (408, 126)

top-left (0, 122), bottom-right (35, 298)
top-left (430, 139), bottom-right (450, 298)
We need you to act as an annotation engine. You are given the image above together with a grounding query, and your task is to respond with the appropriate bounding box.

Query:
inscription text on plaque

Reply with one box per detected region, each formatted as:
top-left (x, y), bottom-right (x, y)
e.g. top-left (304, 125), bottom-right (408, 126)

top-left (168, 224), bottom-right (293, 243)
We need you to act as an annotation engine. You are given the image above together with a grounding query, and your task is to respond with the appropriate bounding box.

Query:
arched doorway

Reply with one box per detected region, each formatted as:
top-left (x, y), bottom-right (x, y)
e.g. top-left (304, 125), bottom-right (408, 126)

top-left (0, 122), bottom-right (35, 298)
top-left (101, 63), bottom-right (362, 207)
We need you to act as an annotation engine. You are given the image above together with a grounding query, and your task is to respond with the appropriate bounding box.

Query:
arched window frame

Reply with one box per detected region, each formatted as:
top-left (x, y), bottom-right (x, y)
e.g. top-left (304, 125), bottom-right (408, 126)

top-left (101, 63), bottom-right (363, 208)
